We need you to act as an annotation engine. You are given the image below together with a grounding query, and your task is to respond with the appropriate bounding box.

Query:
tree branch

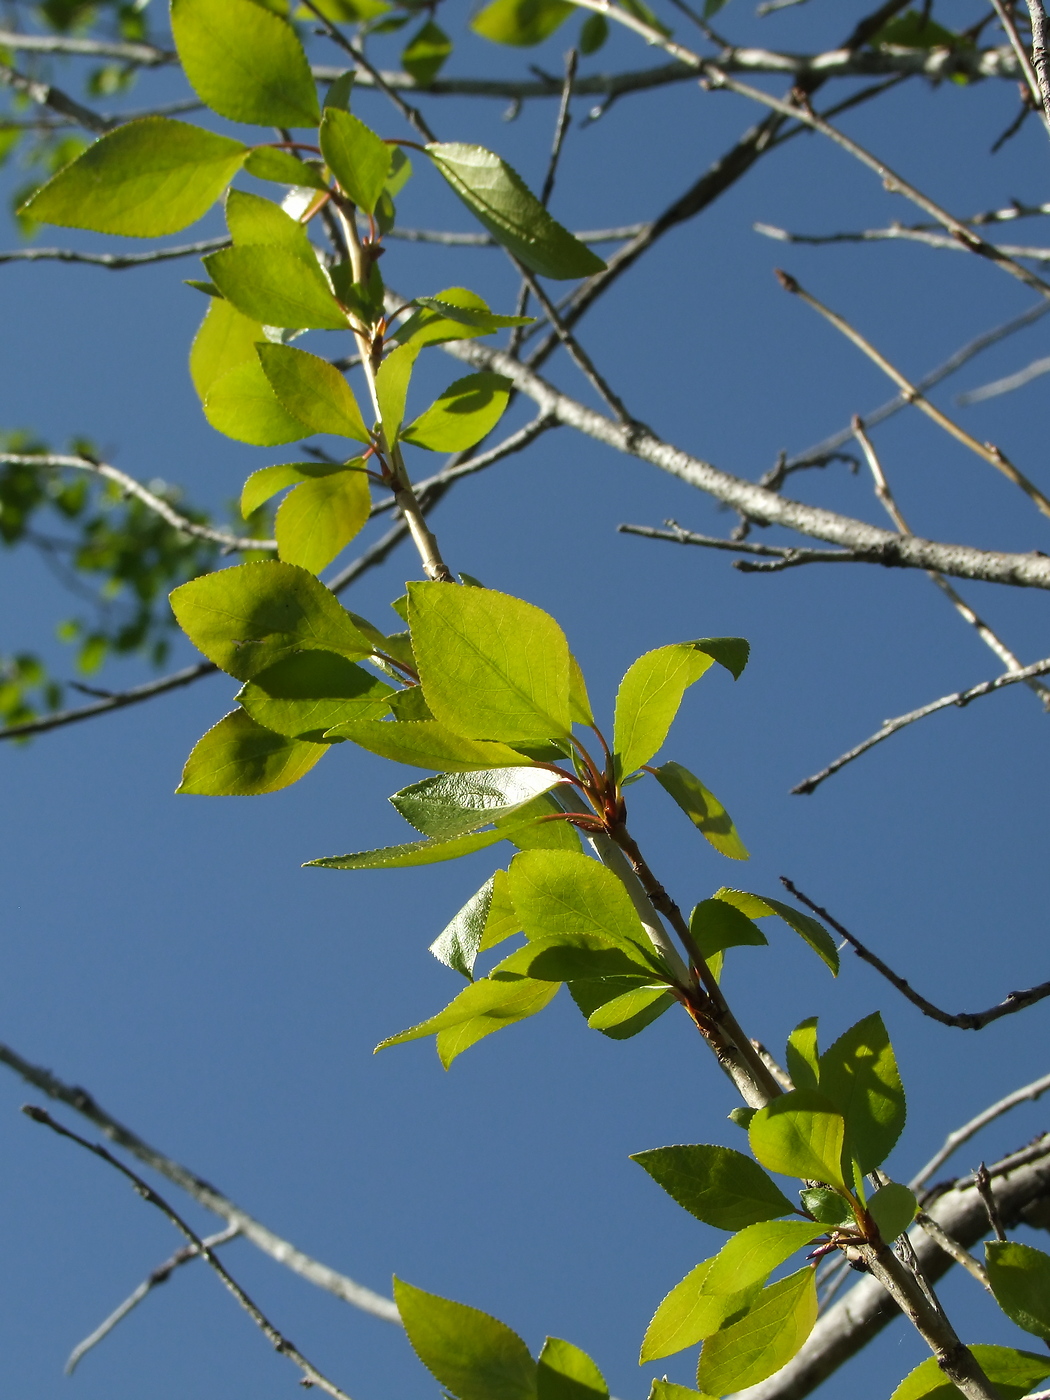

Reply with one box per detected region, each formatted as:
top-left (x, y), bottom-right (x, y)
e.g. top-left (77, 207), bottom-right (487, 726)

top-left (0, 236), bottom-right (230, 268)
top-left (912, 1072), bottom-right (1050, 1189)
top-left (1026, 1), bottom-right (1050, 128)
top-left (757, 222), bottom-right (1050, 262)
top-left (987, 0), bottom-right (1050, 137)
top-left (0, 29), bottom-right (172, 65)
top-left (779, 879), bottom-right (1050, 1030)
top-left (23, 1107), bottom-right (357, 1400)
top-left (0, 662), bottom-right (217, 743)
top-left (0, 1041), bottom-right (399, 1321)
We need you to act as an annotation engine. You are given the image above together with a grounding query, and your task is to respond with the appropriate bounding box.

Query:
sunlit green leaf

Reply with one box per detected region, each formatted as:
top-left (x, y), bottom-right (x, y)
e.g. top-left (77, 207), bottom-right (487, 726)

top-left (652, 762), bottom-right (749, 860)
top-left (396, 288), bottom-right (531, 349)
top-left (508, 849), bottom-right (658, 965)
top-left (497, 930), bottom-right (656, 982)
top-left (190, 296), bottom-right (267, 403)
top-left (324, 718), bottom-right (531, 772)
top-left (379, 967), bottom-right (558, 1066)
top-left (631, 1144), bottom-right (793, 1230)
top-left (394, 1278), bottom-right (537, 1398)
top-left (177, 707), bottom-right (325, 794)
top-left (986, 1242), bottom-right (1050, 1341)
top-left (641, 1261), bottom-right (737, 1363)
top-left (471, 0), bottom-right (574, 47)
top-left (586, 985), bottom-right (674, 1039)
top-left (225, 188), bottom-right (316, 257)
top-left (402, 20), bottom-right (452, 84)
top-left (713, 889), bottom-right (839, 975)
top-left (430, 875), bottom-right (496, 979)
top-left (891, 1347), bottom-right (1050, 1400)
top-left (256, 343), bottom-right (369, 440)
top-left (240, 460), bottom-right (347, 517)
top-left (319, 107), bottom-right (392, 214)
top-left (425, 143), bottom-right (605, 280)
top-left (749, 1089), bottom-right (846, 1188)
top-left (244, 144), bottom-right (328, 189)
top-left (238, 649), bottom-right (393, 740)
top-left (401, 373), bottom-right (512, 452)
top-left (308, 821), bottom-right (541, 871)
top-left (204, 358), bottom-right (311, 445)
top-left (697, 1267), bottom-right (817, 1394)
top-left (703, 1220), bottom-right (824, 1297)
top-left (20, 118), bottom-right (247, 236)
top-left (275, 469), bottom-right (371, 573)
top-left (391, 767), bottom-right (565, 839)
top-left (204, 245), bottom-right (347, 330)
top-left (537, 1338), bottom-right (606, 1400)
top-left (172, 0), bottom-right (321, 127)
top-left (785, 1018), bottom-right (819, 1093)
top-left (376, 342), bottom-right (419, 439)
top-left (818, 1013), bottom-right (905, 1174)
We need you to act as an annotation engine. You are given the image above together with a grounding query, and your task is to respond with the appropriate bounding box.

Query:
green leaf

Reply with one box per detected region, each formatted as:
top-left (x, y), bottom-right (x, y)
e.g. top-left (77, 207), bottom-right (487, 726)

top-left (537, 1339), bottom-right (606, 1400)
top-left (471, 0), bottom-right (574, 46)
top-left (238, 649), bottom-right (393, 740)
top-left (586, 985), bottom-right (674, 1039)
top-left (613, 643), bottom-right (727, 777)
top-left (867, 1183), bottom-right (916, 1244)
top-left (410, 294), bottom-right (533, 336)
top-left (986, 1242), bottom-right (1050, 1341)
top-left (205, 359), bottom-right (312, 445)
top-left (498, 791), bottom-right (581, 853)
top-left (391, 767), bottom-right (565, 839)
top-left (308, 822), bottom-right (539, 871)
top-left (240, 460), bottom-right (346, 517)
top-left (689, 898), bottom-right (766, 982)
top-left (818, 1013), bottom-right (905, 1174)
top-left (697, 1267), bottom-right (817, 1395)
top-left (702, 1220), bottom-right (825, 1297)
top-left (631, 1145), bottom-right (793, 1230)
top-left (729, 1107), bottom-right (756, 1130)
top-left (170, 560), bottom-right (373, 680)
top-left (799, 1187), bottom-right (852, 1227)
top-left (225, 188), bottom-right (316, 257)
top-left (319, 108), bottom-right (391, 214)
top-left (408, 582), bottom-right (572, 742)
top-left (647, 1384), bottom-right (709, 1400)
top-left (712, 890), bottom-right (839, 975)
top-left (379, 967), bottom-right (559, 1066)
top-left (375, 342), bottom-right (419, 439)
top-left (508, 849), bottom-right (655, 963)
top-left (171, 0), bottom-right (321, 127)
top-left (275, 469), bottom-right (371, 573)
top-left (641, 1261), bottom-right (737, 1363)
top-left (394, 1278), bottom-right (537, 1400)
top-left (204, 246), bottom-right (347, 331)
top-left (891, 1347), bottom-right (1050, 1400)
top-left (256, 343), bottom-right (369, 440)
top-left (190, 296), bottom-right (267, 403)
top-left (402, 20), bottom-right (452, 84)
top-left (324, 718), bottom-right (529, 772)
top-left (480, 869), bottom-right (522, 951)
top-left (873, 11), bottom-right (965, 49)
top-left (498, 931), bottom-right (656, 982)
top-left (568, 654), bottom-right (594, 726)
top-left (579, 11), bottom-right (608, 52)
top-left (401, 372), bottom-right (512, 452)
top-left (430, 875), bottom-right (496, 979)
top-left (748, 1089), bottom-right (846, 1188)
top-left (244, 145), bottom-right (328, 189)
top-left (177, 708), bottom-right (325, 794)
top-left (652, 762), bottom-right (749, 860)
top-left (20, 118), bottom-right (247, 236)
top-left (785, 1018), bottom-right (819, 1093)
top-left (386, 146), bottom-right (413, 197)
top-left (425, 143), bottom-right (605, 280)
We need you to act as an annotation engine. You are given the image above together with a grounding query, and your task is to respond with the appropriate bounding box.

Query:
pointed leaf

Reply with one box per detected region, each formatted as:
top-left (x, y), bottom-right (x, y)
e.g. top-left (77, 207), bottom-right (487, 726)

top-left (702, 1220), bottom-right (825, 1297)
top-left (393, 1278), bottom-right (537, 1400)
top-left (405, 293), bottom-right (533, 340)
top-left (508, 849), bottom-right (656, 963)
top-left (204, 358), bottom-right (312, 445)
top-left (408, 583), bottom-right (572, 741)
top-left (697, 1267), bottom-right (817, 1395)
top-left (653, 762), bottom-right (749, 860)
top-left (275, 470), bottom-right (371, 573)
top-left (430, 876), bottom-right (496, 979)
top-left (20, 117), bottom-right (247, 236)
top-left (319, 108), bottom-right (392, 214)
top-left (537, 1338), bottom-right (606, 1400)
top-left (425, 143), bottom-right (605, 280)
top-left (799, 1187), bottom-right (852, 1227)
top-left (401, 372), bottom-right (512, 452)
top-left (480, 869), bottom-right (521, 951)
top-left (380, 971), bottom-right (558, 1066)
top-left (170, 560), bottom-right (372, 680)
top-left (586, 985), bottom-right (674, 1039)
top-left (177, 708), bottom-right (325, 795)
top-left (391, 767), bottom-right (565, 839)
top-left (307, 821), bottom-right (539, 870)
top-left (690, 899), bottom-right (766, 968)
top-left (238, 650), bottom-right (393, 739)
top-left (631, 1145), bottom-right (793, 1230)
top-left (985, 1242), bottom-right (1050, 1342)
top-left (497, 931), bottom-right (656, 982)
top-left (641, 1261), bottom-right (759, 1364)
top-left (613, 644), bottom-right (715, 777)
top-left (376, 342), bottom-right (419, 439)
top-left (891, 1347), bottom-right (1050, 1400)
top-left (191, 296), bottom-right (267, 403)
top-left (172, 0), bottom-right (321, 127)
top-left (241, 460), bottom-right (347, 518)
top-left (749, 1089), bottom-right (846, 1188)
top-left (225, 188), bottom-right (316, 257)
top-left (568, 654), bottom-right (594, 726)
top-left (818, 1013), bottom-right (905, 1174)
top-left (402, 20), bottom-right (452, 84)
top-left (471, 0), bottom-right (574, 46)
top-left (647, 1384), bottom-right (709, 1400)
top-left (204, 246), bottom-right (347, 330)
top-left (786, 1018), bottom-right (819, 1093)
top-left (324, 718), bottom-right (529, 772)
top-left (713, 890), bottom-right (839, 975)
top-left (244, 145), bottom-right (328, 189)
top-left (498, 791), bottom-right (582, 854)
top-left (256, 343), bottom-right (369, 440)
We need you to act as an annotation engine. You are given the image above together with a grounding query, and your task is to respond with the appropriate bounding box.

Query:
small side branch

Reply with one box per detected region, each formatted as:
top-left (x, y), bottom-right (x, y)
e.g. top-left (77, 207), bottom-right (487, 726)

top-left (779, 879), bottom-right (1050, 1030)
top-left (0, 662), bottom-right (217, 743)
top-left (24, 1108), bottom-right (355, 1400)
top-left (914, 1213), bottom-right (991, 1289)
top-left (0, 237), bottom-right (230, 268)
top-left (912, 1071), bottom-right (1050, 1188)
top-left (1026, 1), bottom-right (1050, 128)
top-left (974, 1164), bottom-right (1008, 1241)
top-left (790, 654), bottom-right (1050, 793)
top-left (618, 521), bottom-right (871, 568)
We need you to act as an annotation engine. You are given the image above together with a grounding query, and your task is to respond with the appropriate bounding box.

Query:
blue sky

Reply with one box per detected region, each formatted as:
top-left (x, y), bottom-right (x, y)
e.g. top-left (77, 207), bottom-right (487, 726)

top-left (2, 2), bottom-right (1050, 1398)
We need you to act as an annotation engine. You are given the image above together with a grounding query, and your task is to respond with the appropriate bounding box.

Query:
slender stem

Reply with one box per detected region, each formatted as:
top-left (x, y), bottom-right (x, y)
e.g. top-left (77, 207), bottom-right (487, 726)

top-left (988, 0), bottom-right (1050, 136)
top-left (975, 1164), bottom-right (1009, 1241)
top-left (911, 1070), bottom-right (1050, 1188)
top-left (914, 1212), bottom-right (992, 1290)
top-left (1026, 1), bottom-right (1050, 127)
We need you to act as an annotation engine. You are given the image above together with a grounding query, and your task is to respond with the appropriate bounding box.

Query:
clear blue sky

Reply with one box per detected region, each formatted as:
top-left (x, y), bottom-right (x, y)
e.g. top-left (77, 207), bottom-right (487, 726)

top-left (2, 3), bottom-right (1049, 1398)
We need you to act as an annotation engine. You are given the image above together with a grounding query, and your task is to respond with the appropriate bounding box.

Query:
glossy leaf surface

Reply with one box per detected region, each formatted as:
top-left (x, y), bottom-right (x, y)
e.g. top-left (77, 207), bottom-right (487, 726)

top-left (749, 1091), bottom-right (846, 1188)
top-left (391, 767), bottom-right (564, 839)
top-left (430, 876), bottom-right (495, 979)
top-left (307, 822), bottom-right (538, 870)
top-left (631, 1145), bottom-right (793, 1230)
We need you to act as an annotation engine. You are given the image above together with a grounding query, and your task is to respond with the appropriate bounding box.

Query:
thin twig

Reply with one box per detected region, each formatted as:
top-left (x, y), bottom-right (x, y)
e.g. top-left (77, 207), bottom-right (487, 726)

top-left (776, 271), bottom-right (1050, 520)
top-left (0, 57), bottom-right (112, 132)
top-left (618, 520), bottom-right (868, 566)
top-left (790, 653), bottom-right (1050, 793)
top-left (541, 49), bottom-right (578, 207)
top-left (65, 1224), bottom-right (241, 1374)
top-left (0, 237), bottom-right (230, 268)
top-left (779, 878), bottom-right (1050, 1030)
top-left (0, 1041), bottom-right (399, 1320)
top-left (913, 1213), bottom-right (992, 1289)
top-left (23, 1107), bottom-right (356, 1400)
top-left (988, 0), bottom-right (1050, 135)
top-left (0, 29), bottom-right (172, 65)
top-left (958, 354), bottom-right (1050, 403)
top-left (385, 222), bottom-right (646, 247)
top-left (0, 662), bottom-right (218, 742)
top-left (911, 1071), bottom-right (1050, 1189)
top-left (974, 1163), bottom-right (1008, 1240)
top-left (757, 222), bottom-right (1050, 262)
top-left (1026, 0), bottom-right (1050, 126)
top-left (0, 454), bottom-right (276, 552)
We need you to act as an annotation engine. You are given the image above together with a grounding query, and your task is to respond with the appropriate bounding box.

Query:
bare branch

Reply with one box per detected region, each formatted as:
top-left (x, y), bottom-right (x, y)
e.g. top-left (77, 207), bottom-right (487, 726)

top-left (776, 271), bottom-right (1050, 520)
top-left (24, 1107), bottom-right (356, 1400)
top-left (779, 879), bottom-right (1050, 1030)
top-left (1026, 0), bottom-right (1050, 127)
top-left (0, 662), bottom-right (217, 743)
top-left (0, 29), bottom-right (173, 65)
top-left (385, 223), bottom-right (646, 247)
top-left (790, 654), bottom-right (1050, 793)
top-left (444, 336), bottom-right (1050, 591)
top-left (974, 1163), bottom-right (1008, 1241)
top-left (0, 56), bottom-right (112, 132)
top-left (757, 221), bottom-right (1050, 262)
top-left (913, 1213), bottom-right (991, 1290)
top-left (0, 453), bottom-right (276, 552)
top-left (733, 1135), bottom-right (1050, 1400)
top-left (65, 1224), bottom-right (241, 1375)
top-left (618, 521), bottom-right (869, 567)
top-left (540, 49), bottom-right (578, 207)
top-left (958, 354), bottom-right (1050, 404)
top-left (987, 0), bottom-right (1050, 137)
top-left (0, 1041), bottom-right (399, 1321)
top-left (911, 1071), bottom-right (1050, 1189)
top-left (0, 237), bottom-right (229, 268)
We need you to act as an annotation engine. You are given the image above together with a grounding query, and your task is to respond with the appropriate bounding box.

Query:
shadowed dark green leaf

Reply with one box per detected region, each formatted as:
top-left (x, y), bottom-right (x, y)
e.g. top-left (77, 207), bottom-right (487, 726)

top-left (891, 1347), bottom-right (1050, 1400)
top-left (786, 1018), bottom-right (819, 1092)
top-left (867, 1183), bottom-right (916, 1244)
top-left (537, 1338), bottom-right (606, 1400)
top-left (177, 708), bottom-right (325, 794)
top-left (986, 1242), bottom-right (1050, 1341)
top-left (238, 649), bottom-right (393, 740)
top-left (818, 1013), bottom-right (905, 1174)
top-left (653, 762), bottom-right (749, 860)
top-left (402, 20), bottom-right (452, 84)
top-left (631, 1145), bottom-right (793, 1230)
top-left (713, 889), bottom-right (839, 975)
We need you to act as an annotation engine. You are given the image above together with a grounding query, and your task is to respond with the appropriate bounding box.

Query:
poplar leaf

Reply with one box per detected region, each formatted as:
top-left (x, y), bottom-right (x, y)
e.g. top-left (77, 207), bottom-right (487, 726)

top-left (238, 650), bottom-right (393, 740)
top-left (204, 246), bottom-right (347, 330)
top-left (401, 373), bottom-right (512, 452)
top-left (408, 583), bottom-right (572, 741)
top-left (225, 187), bottom-right (316, 256)
top-left (308, 821), bottom-right (541, 870)
top-left (394, 1279), bottom-right (537, 1399)
top-left (891, 1347), bottom-right (1050, 1400)
top-left (641, 1260), bottom-right (758, 1364)
top-left (497, 931), bottom-right (657, 982)
top-left (652, 762), bottom-right (749, 860)
top-left (177, 708), bottom-right (325, 794)
top-left (171, 0), bottom-right (321, 127)
top-left (701, 1220), bottom-right (825, 1298)
top-left (190, 296), bottom-right (267, 403)
top-left (20, 118), bottom-right (247, 236)
top-left (319, 108), bottom-right (392, 214)
top-left (244, 145), bottom-right (328, 189)
top-left (713, 889), bottom-right (839, 975)
top-left (508, 850), bottom-right (656, 963)
top-left (430, 876), bottom-right (496, 979)
top-left (748, 1090), bottom-right (846, 1188)
top-left (240, 460), bottom-right (352, 517)
top-left (376, 342), bottom-right (419, 439)
top-left (275, 469), bottom-right (371, 573)
top-left (471, 0), bottom-right (574, 46)
top-left (537, 1338), bottom-right (607, 1400)
top-left (785, 1018), bottom-right (819, 1092)
top-left (379, 969), bottom-right (558, 1066)
top-left (697, 1267), bottom-right (817, 1395)
top-left (425, 143), bottom-right (605, 279)
top-left (867, 1183), bottom-right (917, 1244)
top-left (324, 718), bottom-right (530, 772)
top-left (402, 21), bottom-right (452, 84)
top-left (631, 1145), bottom-right (793, 1230)
top-left (256, 343), bottom-right (369, 439)
top-left (391, 767), bottom-right (565, 839)
top-left (818, 1013), bottom-right (905, 1174)
top-left (204, 359), bottom-right (311, 445)
top-left (586, 985), bottom-right (674, 1039)
top-left (985, 1242), bottom-right (1050, 1341)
